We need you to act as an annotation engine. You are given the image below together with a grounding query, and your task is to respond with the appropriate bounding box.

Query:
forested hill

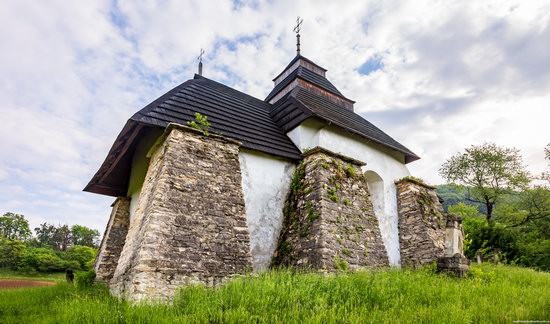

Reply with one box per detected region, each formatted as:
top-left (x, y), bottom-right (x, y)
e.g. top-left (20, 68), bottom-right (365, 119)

top-left (436, 184), bottom-right (486, 214)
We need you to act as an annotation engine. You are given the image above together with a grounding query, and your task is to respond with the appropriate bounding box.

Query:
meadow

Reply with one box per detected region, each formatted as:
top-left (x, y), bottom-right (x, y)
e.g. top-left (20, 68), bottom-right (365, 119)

top-left (1, 264), bottom-right (549, 323)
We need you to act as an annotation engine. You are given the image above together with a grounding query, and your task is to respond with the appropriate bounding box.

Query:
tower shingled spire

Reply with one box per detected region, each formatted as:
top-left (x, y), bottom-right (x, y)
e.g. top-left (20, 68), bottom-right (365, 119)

top-left (197, 48), bottom-right (205, 75)
top-left (293, 16), bottom-right (303, 55)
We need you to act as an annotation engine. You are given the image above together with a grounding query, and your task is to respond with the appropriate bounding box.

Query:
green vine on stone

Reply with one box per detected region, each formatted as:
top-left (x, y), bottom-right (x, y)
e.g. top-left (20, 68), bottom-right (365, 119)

top-left (187, 112), bottom-right (211, 136)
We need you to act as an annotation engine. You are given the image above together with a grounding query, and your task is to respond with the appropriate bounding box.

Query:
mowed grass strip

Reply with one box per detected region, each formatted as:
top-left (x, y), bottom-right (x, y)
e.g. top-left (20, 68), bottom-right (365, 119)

top-left (0, 264), bottom-right (549, 323)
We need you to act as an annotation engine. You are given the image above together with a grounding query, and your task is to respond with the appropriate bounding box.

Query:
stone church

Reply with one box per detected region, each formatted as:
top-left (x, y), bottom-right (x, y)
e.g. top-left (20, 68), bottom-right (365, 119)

top-left (86, 37), bottom-right (466, 301)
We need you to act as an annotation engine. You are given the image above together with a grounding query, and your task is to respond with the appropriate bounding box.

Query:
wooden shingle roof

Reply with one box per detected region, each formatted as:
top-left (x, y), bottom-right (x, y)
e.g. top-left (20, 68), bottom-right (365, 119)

top-left (132, 74), bottom-right (302, 159)
top-left (270, 87), bottom-right (420, 163)
top-left (85, 56), bottom-right (419, 197)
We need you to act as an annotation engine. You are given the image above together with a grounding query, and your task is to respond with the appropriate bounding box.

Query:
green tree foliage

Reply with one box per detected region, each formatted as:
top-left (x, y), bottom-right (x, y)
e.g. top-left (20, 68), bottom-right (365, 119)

top-left (35, 223), bottom-right (99, 251)
top-left (71, 225), bottom-right (100, 248)
top-left (439, 143), bottom-right (530, 220)
top-left (0, 237), bottom-right (27, 268)
top-left (0, 212), bottom-right (31, 241)
top-left (63, 245), bottom-right (97, 271)
top-left (0, 212), bottom-right (99, 273)
top-left (448, 202), bottom-right (482, 218)
top-left (17, 247), bottom-right (78, 272)
top-left (34, 223), bottom-right (57, 247)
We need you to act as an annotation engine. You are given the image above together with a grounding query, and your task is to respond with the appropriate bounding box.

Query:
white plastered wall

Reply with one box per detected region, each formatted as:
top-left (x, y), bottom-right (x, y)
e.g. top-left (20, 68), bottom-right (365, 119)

top-left (239, 149), bottom-right (295, 271)
top-left (287, 119), bottom-right (411, 265)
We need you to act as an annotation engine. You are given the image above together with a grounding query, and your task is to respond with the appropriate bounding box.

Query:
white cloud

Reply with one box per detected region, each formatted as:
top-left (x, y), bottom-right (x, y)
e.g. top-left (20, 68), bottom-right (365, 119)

top-left (0, 0), bottom-right (549, 231)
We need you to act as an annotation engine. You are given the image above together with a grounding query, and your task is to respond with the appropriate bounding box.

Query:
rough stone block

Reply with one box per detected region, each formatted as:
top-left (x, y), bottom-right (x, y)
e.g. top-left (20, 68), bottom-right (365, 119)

top-left (109, 124), bottom-right (252, 302)
top-left (94, 197), bottom-right (130, 282)
top-left (396, 179), bottom-right (445, 267)
top-left (273, 147), bottom-right (389, 271)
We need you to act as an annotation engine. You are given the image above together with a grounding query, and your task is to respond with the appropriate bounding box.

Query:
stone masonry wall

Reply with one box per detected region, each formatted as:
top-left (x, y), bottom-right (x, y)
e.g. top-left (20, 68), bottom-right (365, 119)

top-left (273, 148), bottom-right (388, 270)
top-left (396, 178), bottom-right (445, 267)
top-left (109, 124), bottom-right (252, 301)
top-left (94, 197), bottom-right (130, 282)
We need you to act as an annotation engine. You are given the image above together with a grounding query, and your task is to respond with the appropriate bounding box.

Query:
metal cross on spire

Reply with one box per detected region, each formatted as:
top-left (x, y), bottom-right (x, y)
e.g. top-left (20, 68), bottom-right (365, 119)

top-left (293, 16), bottom-right (303, 55)
top-left (197, 48), bottom-right (205, 75)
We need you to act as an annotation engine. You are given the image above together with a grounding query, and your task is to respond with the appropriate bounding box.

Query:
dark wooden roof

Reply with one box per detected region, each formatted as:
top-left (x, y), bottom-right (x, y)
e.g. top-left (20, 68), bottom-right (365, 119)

top-left (270, 87), bottom-right (420, 163)
top-left (132, 74), bottom-right (302, 159)
top-left (84, 74), bottom-right (302, 196)
top-left (85, 57), bottom-right (419, 197)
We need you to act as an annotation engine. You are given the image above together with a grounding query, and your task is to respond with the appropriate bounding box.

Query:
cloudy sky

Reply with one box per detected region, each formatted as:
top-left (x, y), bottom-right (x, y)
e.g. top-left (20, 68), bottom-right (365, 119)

top-left (1, 0), bottom-right (549, 232)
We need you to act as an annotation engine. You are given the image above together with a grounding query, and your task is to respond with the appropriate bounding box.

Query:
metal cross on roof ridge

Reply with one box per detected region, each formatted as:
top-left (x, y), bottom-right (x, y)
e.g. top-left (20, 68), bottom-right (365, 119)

top-left (293, 16), bottom-right (303, 55)
top-left (197, 48), bottom-right (205, 63)
top-left (293, 16), bottom-right (303, 34)
top-left (197, 48), bottom-right (205, 75)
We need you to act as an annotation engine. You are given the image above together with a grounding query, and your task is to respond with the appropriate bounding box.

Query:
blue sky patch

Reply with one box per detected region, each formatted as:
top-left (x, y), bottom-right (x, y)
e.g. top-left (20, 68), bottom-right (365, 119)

top-left (359, 56), bottom-right (384, 75)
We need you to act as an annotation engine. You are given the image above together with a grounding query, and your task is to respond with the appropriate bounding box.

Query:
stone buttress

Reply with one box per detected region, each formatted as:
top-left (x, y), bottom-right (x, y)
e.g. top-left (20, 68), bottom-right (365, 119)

top-left (273, 147), bottom-right (389, 270)
top-left (108, 124), bottom-right (252, 301)
top-left (396, 178), bottom-right (445, 267)
top-left (94, 197), bottom-right (130, 282)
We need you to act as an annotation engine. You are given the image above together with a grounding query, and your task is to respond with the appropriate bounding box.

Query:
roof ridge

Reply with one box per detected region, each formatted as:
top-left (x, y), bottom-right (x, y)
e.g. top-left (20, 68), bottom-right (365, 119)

top-left (271, 54), bottom-right (328, 81)
top-left (193, 74), bottom-right (270, 110)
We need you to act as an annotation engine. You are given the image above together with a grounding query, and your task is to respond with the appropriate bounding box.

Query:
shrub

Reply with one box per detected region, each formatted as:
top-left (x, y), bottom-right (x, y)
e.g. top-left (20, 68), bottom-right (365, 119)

top-left (75, 270), bottom-right (96, 289)
top-left (18, 247), bottom-right (63, 272)
top-left (0, 238), bottom-right (27, 269)
top-left (187, 112), bottom-right (211, 136)
top-left (62, 245), bottom-right (97, 271)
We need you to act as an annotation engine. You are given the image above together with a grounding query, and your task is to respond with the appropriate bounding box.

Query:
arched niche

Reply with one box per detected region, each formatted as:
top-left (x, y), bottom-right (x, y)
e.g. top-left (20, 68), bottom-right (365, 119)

top-left (364, 170), bottom-right (385, 220)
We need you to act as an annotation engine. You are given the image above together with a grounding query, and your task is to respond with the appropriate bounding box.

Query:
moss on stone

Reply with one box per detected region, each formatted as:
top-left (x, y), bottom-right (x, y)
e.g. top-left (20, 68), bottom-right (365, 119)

top-left (343, 198), bottom-right (351, 206)
top-left (345, 164), bottom-right (356, 178)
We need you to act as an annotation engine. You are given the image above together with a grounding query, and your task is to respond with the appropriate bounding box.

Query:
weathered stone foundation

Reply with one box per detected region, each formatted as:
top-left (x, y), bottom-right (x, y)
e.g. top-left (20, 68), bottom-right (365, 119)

top-left (396, 178), bottom-right (445, 267)
top-left (94, 197), bottom-right (130, 282)
top-left (109, 124), bottom-right (252, 301)
top-left (273, 147), bottom-right (389, 270)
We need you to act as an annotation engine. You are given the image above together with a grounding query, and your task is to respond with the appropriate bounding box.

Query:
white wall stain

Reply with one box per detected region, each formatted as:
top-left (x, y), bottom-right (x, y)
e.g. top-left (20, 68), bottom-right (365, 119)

top-left (239, 149), bottom-right (295, 271)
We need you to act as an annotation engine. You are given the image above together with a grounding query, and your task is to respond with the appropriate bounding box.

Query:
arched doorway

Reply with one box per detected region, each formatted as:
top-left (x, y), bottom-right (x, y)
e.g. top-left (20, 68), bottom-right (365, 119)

top-left (364, 171), bottom-right (385, 220)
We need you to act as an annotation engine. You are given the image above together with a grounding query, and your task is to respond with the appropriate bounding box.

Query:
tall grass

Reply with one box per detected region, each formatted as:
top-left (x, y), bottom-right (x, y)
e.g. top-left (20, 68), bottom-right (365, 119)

top-left (1, 264), bottom-right (549, 323)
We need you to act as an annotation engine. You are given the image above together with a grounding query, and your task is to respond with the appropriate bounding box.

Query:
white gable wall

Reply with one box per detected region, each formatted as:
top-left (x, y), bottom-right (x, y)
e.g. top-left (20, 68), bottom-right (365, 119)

top-left (239, 149), bottom-right (296, 271)
top-left (286, 119), bottom-right (411, 265)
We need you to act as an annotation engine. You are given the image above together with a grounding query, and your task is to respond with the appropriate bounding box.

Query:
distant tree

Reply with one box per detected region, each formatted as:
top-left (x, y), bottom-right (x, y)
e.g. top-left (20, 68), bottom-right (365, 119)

top-left (52, 225), bottom-right (72, 251)
top-left (34, 223), bottom-right (58, 247)
top-left (0, 212), bottom-right (31, 241)
top-left (509, 186), bottom-right (550, 228)
top-left (448, 202), bottom-right (482, 219)
top-left (70, 225), bottom-right (100, 248)
top-left (34, 223), bottom-right (72, 251)
top-left (543, 144), bottom-right (550, 182)
top-left (439, 143), bottom-right (530, 221)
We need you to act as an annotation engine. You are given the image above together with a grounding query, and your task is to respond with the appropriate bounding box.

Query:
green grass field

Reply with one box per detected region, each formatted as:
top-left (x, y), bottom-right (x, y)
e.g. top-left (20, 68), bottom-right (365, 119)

top-left (1, 264), bottom-right (549, 323)
top-left (0, 269), bottom-right (65, 282)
